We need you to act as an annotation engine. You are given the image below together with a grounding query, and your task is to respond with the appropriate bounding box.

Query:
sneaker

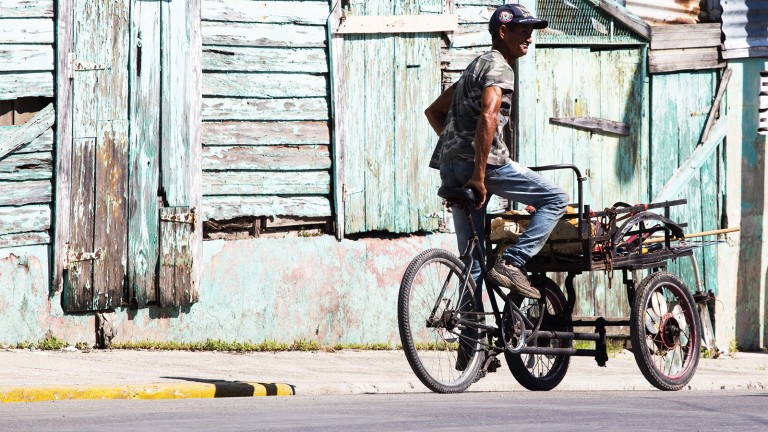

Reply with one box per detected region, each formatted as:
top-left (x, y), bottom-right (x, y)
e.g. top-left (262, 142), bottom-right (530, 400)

top-left (488, 261), bottom-right (541, 299)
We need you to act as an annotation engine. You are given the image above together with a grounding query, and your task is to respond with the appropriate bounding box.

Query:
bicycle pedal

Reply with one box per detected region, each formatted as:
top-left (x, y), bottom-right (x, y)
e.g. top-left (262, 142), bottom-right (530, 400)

top-left (487, 357), bottom-right (501, 373)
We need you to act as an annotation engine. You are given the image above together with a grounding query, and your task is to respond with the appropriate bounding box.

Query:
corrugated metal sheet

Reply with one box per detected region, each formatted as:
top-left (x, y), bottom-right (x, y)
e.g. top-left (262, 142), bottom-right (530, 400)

top-left (626, 0), bottom-right (701, 24)
top-left (721, 0), bottom-right (768, 57)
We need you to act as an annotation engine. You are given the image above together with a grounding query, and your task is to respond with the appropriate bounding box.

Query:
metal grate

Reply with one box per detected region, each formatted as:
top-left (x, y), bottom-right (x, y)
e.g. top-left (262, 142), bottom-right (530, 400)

top-left (536, 0), bottom-right (644, 45)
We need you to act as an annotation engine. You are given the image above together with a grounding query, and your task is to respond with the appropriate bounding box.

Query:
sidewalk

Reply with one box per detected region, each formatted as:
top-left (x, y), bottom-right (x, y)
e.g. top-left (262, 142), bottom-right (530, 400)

top-left (1, 348), bottom-right (767, 402)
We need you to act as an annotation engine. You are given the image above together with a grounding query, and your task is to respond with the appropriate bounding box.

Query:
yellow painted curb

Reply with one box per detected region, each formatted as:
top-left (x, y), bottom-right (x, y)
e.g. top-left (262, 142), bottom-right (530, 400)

top-left (0, 382), bottom-right (294, 403)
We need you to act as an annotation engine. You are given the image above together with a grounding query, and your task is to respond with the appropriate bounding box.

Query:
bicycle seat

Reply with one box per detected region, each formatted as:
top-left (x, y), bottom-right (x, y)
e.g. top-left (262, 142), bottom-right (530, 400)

top-left (438, 186), bottom-right (477, 207)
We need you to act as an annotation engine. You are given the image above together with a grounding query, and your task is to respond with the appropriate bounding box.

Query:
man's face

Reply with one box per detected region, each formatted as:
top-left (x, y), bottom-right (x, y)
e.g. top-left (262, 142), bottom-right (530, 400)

top-left (500, 24), bottom-right (534, 59)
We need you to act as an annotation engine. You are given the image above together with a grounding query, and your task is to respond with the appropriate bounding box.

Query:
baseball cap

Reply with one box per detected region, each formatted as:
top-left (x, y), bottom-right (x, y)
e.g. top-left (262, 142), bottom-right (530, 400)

top-left (489, 4), bottom-right (548, 34)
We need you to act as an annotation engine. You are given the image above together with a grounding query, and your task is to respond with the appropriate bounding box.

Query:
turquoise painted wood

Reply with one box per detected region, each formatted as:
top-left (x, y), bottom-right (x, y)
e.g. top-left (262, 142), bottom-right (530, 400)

top-left (524, 45), bottom-right (648, 319)
top-left (200, 0), bottom-right (332, 223)
top-left (650, 71), bottom-right (720, 296)
top-left (62, 0), bottom-right (201, 312)
top-left (341, 0), bottom-right (443, 234)
top-left (128, 0), bottom-right (161, 305)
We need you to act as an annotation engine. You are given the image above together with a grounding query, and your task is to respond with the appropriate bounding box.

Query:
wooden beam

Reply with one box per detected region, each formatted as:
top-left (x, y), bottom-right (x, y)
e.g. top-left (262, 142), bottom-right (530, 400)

top-left (0, 103), bottom-right (54, 160)
top-left (649, 47), bottom-right (722, 74)
top-left (0, 231), bottom-right (50, 249)
top-left (699, 68), bottom-right (732, 145)
top-left (0, 204), bottom-right (50, 235)
top-left (202, 98), bottom-right (328, 121)
top-left (54, 0), bottom-right (74, 295)
top-left (0, 0), bottom-right (53, 18)
top-left (0, 180), bottom-right (51, 206)
top-left (0, 72), bottom-right (54, 99)
top-left (0, 18), bottom-right (53, 43)
top-left (549, 116), bottom-right (630, 136)
top-left (0, 45), bottom-right (54, 72)
top-left (203, 196), bottom-right (331, 220)
top-left (203, 22), bottom-right (326, 47)
top-left (329, 0), bottom-right (346, 240)
top-left (598, 1), bottom-right (651, 41)
top-left (650, 23), bottom-right (721, 50)
top-left (643, 227), bottom-right (740, 244)
top-left (335, 14), bottom-right (458, 35)
top-left (721, 46), bottom-right (768, 60)
top-left (202, 0), bottom-right (329, 25)
top-left (202, 145), bottom-right (331, 171)
top-left (202, 121), bottom-right (329, 145)
top-left (652, 119), bottom-right (728, 204)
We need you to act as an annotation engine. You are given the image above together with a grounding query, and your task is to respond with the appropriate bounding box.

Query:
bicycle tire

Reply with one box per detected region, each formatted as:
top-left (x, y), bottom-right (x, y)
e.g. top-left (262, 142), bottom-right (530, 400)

top-left (398, 248), bottom-right (485, 393)
top-left (504, 275), bottom-right (571, 391)
top-left (630, 271), bottom-right (701, 391)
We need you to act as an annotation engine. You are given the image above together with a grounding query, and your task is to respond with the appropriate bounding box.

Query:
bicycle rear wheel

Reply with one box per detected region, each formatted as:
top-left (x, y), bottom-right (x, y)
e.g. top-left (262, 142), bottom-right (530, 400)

top-left (504, 275), bottom-right (571, 391)
top-left (398, 249), bottom-right (484, 393)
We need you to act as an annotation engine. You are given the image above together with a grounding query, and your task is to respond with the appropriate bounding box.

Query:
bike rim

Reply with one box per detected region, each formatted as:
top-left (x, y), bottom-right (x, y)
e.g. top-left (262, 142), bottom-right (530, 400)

top-left (516, 294), bottom-right (568, 378)
top-left (406, 258), bottom-right (482, 386)
top-left (641, 283), bottom-right (697, 380)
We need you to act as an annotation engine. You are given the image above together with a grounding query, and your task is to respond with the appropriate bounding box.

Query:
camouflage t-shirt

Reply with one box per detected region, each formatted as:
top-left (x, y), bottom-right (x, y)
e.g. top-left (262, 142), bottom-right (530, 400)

top-left (431, 50), bottom-right (515, 168)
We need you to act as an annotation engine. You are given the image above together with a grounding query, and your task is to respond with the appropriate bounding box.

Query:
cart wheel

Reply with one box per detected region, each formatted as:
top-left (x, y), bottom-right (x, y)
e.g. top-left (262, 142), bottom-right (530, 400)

top-left (504, 275), bottom-right (571, 391)
top-left (630, 271), bottom-right (701, 391)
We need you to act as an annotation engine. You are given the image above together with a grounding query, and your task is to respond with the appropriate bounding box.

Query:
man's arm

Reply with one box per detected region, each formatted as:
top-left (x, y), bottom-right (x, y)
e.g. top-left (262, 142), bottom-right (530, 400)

top-left (424, 85), bottom-right (455, 136)
top-left (465, 85), bottom-right (503, 209)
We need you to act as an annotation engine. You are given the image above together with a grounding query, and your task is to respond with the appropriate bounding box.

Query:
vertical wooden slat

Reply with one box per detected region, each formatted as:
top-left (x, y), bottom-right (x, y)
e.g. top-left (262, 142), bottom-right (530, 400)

top-left (128, 0), bottom-right (161, 306)
top-left (364, 34), bottom-right (396, 231)
top-left (159, 0), bottom-right (201, 305)
top-left (65, 138), bottom-right (96, 311)
top-left (93, 121), bottom-right (129, 309)
top-left (393, 32), bottom-right (441, 232)
top-left (342, 34), bottom-right (367, 234)
top-left (159, 207), bottom-right (194, 307)
top-left (330, 0), bottom-right (346, 239)
top-left (54, 0), bottom-right (74, 295)
top-left (91, 0), bottom-right (130, 310)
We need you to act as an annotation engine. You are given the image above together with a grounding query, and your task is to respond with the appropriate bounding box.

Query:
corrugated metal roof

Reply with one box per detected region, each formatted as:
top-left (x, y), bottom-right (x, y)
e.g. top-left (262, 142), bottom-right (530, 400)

top-left (626, 0), bottom-right (700, 25)
top-left (721, 0), bottom-right (768, 57)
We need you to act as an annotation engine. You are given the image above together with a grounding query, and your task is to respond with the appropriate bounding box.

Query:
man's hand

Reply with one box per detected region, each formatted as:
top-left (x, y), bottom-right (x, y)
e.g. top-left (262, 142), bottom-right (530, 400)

top-left (464, 176), bottom-right (486, 209)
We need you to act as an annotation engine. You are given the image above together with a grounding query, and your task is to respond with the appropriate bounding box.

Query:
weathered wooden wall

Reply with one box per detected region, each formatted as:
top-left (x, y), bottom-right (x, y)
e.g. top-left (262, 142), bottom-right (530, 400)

top-left (200, 0), bottom-right (333, 228)
top-left (721, 58), bottom-right (768, 350)
top-left (0, 0), bottom-right (55, 250)
top-left (523, 44), bottom-right (648, 321)
top-left (339, 0), bottom-right (444, 234)
top-left (649, 70), bottom-right (722, 297)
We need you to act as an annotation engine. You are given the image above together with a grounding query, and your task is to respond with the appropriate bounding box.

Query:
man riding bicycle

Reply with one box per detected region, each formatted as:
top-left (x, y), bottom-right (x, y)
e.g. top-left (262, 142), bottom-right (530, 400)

top-left (425, 4), bottom-right (568, 300)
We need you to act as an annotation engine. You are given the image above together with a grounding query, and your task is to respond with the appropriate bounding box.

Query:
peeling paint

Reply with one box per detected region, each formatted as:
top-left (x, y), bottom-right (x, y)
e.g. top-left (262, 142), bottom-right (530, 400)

top-left (0, 234), bottom-right (456, 346)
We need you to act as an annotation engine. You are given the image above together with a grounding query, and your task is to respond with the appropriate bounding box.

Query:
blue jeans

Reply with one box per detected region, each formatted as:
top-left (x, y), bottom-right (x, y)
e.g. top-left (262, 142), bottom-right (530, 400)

top-left (439, 160), bottom-right (569, 290)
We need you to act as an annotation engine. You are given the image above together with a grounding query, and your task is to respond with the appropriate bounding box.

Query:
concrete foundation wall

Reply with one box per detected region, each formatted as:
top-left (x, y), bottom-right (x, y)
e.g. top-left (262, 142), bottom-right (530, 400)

top-left (0, 234), bottom-right (455, 346)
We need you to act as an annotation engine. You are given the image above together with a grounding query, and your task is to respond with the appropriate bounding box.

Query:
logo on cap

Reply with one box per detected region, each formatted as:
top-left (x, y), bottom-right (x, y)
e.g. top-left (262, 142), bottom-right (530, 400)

top-left (499, 10), bottom-right (513, 23)
top-left (517, 5), bottom-right (532, 17)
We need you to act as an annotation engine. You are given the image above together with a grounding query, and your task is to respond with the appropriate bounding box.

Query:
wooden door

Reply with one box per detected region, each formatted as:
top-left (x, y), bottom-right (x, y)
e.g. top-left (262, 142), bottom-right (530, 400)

top-left (58, 0), bottom-right (201, 312)
top-left (340, 0), bottom-right (443, 235)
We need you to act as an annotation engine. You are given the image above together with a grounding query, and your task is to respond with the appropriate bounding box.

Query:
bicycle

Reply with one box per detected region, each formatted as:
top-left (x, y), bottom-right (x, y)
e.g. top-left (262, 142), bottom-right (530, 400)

top-left (398, 164), bottom-right (714, 392)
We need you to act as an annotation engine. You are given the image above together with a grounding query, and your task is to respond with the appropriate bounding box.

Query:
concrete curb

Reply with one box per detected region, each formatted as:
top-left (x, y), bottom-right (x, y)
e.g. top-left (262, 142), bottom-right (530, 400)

top-left (0, 382), bottom-right (295, 403)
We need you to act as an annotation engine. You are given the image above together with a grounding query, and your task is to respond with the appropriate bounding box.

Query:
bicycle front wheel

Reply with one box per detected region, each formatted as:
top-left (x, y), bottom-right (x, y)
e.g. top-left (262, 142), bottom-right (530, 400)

top-left (398, 249), bottom-right (484, 393)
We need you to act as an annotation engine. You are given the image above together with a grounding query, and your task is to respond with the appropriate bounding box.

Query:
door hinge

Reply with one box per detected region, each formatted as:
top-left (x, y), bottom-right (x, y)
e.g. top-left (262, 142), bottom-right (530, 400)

top-left (342, 184), bottom-right (348, 203)
top-left (68, 53), bottom-right (107, 79)
top-left (64, 244), bottom-right (103, 269)
top-left (160, 207), bottom-right (198, 229)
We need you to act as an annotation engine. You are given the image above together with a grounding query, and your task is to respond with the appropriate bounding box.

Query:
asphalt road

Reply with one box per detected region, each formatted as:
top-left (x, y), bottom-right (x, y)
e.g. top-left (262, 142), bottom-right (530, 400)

top-left (2, 391), bottom-right (768, 431)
